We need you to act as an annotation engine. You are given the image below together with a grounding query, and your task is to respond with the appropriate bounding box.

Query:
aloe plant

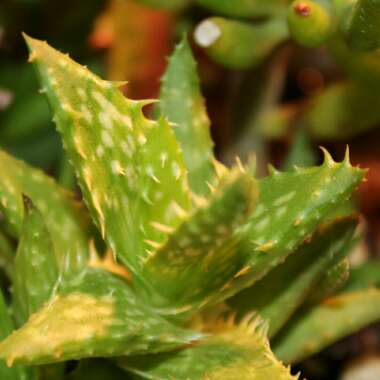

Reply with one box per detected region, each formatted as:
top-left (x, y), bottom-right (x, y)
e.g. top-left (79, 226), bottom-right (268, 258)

top-left (0, 33), bottom-right (378, 380)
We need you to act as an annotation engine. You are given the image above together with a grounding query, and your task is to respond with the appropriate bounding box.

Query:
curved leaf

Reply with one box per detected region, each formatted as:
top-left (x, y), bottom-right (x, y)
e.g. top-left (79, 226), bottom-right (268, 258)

top-left (0, 268), bottom-right (201, 366)
top-left (24, 35), bottom-right (191, 280)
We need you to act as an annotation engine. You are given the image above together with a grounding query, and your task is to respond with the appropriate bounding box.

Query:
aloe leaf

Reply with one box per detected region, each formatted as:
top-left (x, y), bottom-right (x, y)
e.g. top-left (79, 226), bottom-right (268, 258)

top-left (343, 260), bottom-right (380, 291)
top-left (0, 268), bottom-right (201, 366)
top-left (282, 128), bottom-right (317, 170)
top-left (308, 258), bottom-right (350, 304)
top-left (228, 217), bottom-right (357, 337)
top-left (274, 288), bottom-right (380, 363)
top-left (0, 231), bottom-right (14, 280)
top-left (12, 196), bottom-right (59, 326)
top-left (216, 151), bottom-right (364, 302)
top-left (134, 0), bottom-right (190, 11)
top-left (0, 289), bottom-right (33, 380)
top-left (302, 81), bottom-right (380, 139)
top-left (194, 17), bottom-right (288, 69)
top-left (288, 0), bottom-right (334, 48)
top-left (0, 150), bottom-right (90, 274)
top-left (119, 316), bottom-right (297, 380)
top-left (140, 168), bottom-right (258, 312)
top-left (196, 0), bottom-right (288, 18)
top-left (334, 0), bottom-right (380, 51)
top-left (159, 37), bottom-right (215, 196)
top-left (24, 35), bottom-right (191, 280)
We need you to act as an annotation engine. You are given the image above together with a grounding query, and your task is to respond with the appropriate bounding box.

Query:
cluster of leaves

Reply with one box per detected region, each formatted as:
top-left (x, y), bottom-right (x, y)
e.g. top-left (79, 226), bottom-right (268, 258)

top-left (132, 0), bottom-right (380, 144)
top-left (0, 32), bottom-right (379, 379)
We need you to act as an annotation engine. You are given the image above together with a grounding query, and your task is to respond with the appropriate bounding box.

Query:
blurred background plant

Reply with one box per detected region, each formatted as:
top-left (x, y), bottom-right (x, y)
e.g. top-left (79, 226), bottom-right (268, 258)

top-left (1, 0), bottom-right (380, 379)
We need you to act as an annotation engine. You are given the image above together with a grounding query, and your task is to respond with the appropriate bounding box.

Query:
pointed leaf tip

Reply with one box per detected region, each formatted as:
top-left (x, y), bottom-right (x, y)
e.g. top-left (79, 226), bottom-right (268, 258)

top-left (319, 146), bottom-right (334, 166)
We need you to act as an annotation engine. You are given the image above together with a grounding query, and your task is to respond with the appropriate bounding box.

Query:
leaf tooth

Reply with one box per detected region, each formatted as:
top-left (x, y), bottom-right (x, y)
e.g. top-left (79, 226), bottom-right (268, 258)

top-left (234, 265), bottom-right (251, 278)
top-left (144, 239), bottom-right (163, 250)
top-left (212, 159), bottom-right (229, 179)
top-left (171, 201), bottom-right (189, 219)
top-left (150, 221), bottom-right (175, 234)
top-left (206, 181), bottom-right (216, 193)
top-left (319, 146), bottom-right (335, 167)
top-left (190, 192), bottom-right (208, 208)
top-left (267, 164), bottom-right (279, 176)
top-left (343, 145), bottom-right (350, 166)
top-left (235, 156), bottom-right (246, 173)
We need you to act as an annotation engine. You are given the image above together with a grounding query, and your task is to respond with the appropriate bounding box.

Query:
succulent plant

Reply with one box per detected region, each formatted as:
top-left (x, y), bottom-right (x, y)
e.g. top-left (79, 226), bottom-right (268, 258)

top-left (0, 33), bottom-right (379, 380)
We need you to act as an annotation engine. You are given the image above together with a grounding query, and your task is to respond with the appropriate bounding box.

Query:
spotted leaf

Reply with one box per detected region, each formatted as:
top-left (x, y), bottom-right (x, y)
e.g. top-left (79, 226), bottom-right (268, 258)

top-left (12, 196), bottom-right (59, 327)
top-left (273, 288), bottom-right (380, 363)
top-left (0, 150), bottom-right (90, 274)
top-left (215, 150), bottom-right (364, 303)
top-left (119, 316), bottom-right (297, 380)
top-left (228, 216), bottom-right (357, 337)
top-left (140, 168), bottom-right (258, 313)
top-left (159, 36), bottom-right (215, 196)
top-left (307, 258), bottom-right (350, 304)
top-left (24, 35), bottom-right (191, 279)
top-left (0, 268), bottom-right (201, 366)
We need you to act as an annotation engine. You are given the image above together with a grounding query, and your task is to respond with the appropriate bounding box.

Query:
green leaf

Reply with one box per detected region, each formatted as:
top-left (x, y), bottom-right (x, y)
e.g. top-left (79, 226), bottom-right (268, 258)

top-left (273, 288), bottom-right (380, 363)
top-left (159, 37), bottom-right (215, 196)
top-left (343, 260), bottom-right (380, 291)
top-left (282, 128), bottom-right (317, 170)
top-left (0, 268), bottom-right (201, 366)
top-left (308, 258), bottom-right (350, 304)
top-left (0, 289), bottom-right (33, 380)
top-left (228, 216), bottom-right (357, 337)
top-left (140, 168), bottom-right (258, 313)
top-left (196, 0), bottom-right (288, 18)
top-left (302, 81), bottom-right (380, 139)
top-left (133, 0), bottom-right (190, 11)
top-left (12, 196), bottom-right (59, 326)
top-left (119, 316), bottom-right (297, 380)
top-left (194, 17), bottom-right (288, 69)
top-left (216, 151), bottom-right (364, 302)
top-left (24, 35), bottom-right (191, 280)
top-left (288, 0), bottom-right (334, 48)
top-left (0, 231), bottom-right (15, 280)
top-left (335, 0), bottom-right (380, 51)
top-left (0, 150), bottom-right (90, 274)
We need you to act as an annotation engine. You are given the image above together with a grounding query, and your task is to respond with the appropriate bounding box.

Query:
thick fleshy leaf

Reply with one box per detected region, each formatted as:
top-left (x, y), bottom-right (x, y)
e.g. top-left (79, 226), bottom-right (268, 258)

top-left (134, 0), bottom-right (190, 11)
top-left (335, 0), bottom-right (380, 51)
top-left (194, 17), bottom-right (288, 69)
top-left (159, 37), bottom-right (215, 196)
top-left (0, 290), bottom-right (33, 380)
top-left (119, 316), bottom-right (297, 380)
top-left (0, 268), bottom-right (201, 366)
top-left (215, 151), bottom-right (364, 302)
top-left (282, 128), bottom-right (317, 170)
top-left (287, 0), bottom-right (334, 48)
top-left (303, 81), bottom-right (380, 139)
top-left (140, 169), bottom-right (258, 312)
top-left (12, 197), bottom-right (59, 326)
top-left (308, 258), bottom-right (350, 304)
top-left (24, 35), bottom-right (191, 279)
top-left (196, 0), bottom-right (287, 18)
top-left (0, 150), bottom-right (90, 274)
top-left (274, 288), bottom-right (380, 363)
top-left (228, 217), bottom-right (357, 337)
top-left (0, 231), bottom-right (14, 280)
top-left (343, 260), bottom-right (380, 292)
